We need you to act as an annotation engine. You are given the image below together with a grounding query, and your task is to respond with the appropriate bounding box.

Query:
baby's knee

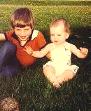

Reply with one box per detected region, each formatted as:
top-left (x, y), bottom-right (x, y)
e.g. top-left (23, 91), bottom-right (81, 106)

top-left (63, 70), bottom-right (75, 81)
top-left (43, 65), bottom-right (50, 75)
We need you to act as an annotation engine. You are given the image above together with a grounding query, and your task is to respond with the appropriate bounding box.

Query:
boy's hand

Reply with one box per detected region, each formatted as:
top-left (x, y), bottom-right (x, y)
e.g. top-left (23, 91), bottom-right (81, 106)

top-left (24, 46), bottom-right (33, 55)
top-left (80, 47), bottom-right (88, 56)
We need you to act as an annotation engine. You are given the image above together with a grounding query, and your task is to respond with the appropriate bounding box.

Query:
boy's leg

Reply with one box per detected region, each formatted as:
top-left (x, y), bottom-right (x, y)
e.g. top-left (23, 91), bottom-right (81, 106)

top-left (0, 41), bottom-right (21, 76)
top-left (0, 41), bottom-right (16, 64)
top-left (1, 57), bottom-right (21, 76)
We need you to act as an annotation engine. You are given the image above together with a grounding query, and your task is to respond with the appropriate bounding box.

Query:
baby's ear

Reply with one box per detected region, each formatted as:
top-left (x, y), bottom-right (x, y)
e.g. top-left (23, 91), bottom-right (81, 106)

top-left (66, 33), bottom-right (69, 39)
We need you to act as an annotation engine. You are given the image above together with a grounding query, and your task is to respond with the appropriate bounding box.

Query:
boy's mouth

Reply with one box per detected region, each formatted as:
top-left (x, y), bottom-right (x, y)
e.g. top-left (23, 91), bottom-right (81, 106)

top-left (20, 36), bottom-right (26, 38)
top-left (18, 36), bottom-right (28, 41)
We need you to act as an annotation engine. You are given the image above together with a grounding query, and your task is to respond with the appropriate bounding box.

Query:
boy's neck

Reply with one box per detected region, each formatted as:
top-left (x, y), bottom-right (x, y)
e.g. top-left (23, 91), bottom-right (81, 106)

top-left (19, 38), bottom-right (29, 46)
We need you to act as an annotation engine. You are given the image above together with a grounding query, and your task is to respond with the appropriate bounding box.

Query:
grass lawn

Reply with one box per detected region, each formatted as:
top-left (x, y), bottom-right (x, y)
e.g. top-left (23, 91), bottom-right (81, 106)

top-left (0, 4), bottom-right (90, 37)
top-left (0, 2), bottom-right (91, 111)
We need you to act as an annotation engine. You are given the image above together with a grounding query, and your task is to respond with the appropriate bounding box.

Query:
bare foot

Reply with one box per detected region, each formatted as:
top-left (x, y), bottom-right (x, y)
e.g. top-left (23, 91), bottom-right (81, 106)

top-left (53, 82), bottom-right (60, 88)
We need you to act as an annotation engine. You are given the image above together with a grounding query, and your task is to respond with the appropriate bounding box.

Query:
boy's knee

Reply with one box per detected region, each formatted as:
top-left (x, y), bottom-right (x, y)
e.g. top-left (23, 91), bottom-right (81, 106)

top-left (4, 41), bottom-right (16, 49)
top-left (3, 41), bottom-right (16, 53)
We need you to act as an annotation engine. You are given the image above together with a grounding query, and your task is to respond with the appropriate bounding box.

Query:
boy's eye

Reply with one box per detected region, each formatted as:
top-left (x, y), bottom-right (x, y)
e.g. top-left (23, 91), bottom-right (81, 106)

top-left (24, 28), bottom-right (29, 31)
top-left (16, 29), bottom-right (20, 31)
top-left (15, 27), bottom-right (21, 30)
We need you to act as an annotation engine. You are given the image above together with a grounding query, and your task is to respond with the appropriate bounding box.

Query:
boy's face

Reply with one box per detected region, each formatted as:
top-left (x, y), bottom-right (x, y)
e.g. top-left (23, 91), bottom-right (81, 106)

top-left (50, 25), bottom-right (69, 45)
top-left (14, 26), bottom-right (32, 41)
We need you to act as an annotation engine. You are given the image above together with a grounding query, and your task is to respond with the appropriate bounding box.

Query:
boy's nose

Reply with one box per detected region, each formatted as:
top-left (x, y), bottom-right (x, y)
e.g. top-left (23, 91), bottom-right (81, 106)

top-left (21, 30), bottom-right (25, 35)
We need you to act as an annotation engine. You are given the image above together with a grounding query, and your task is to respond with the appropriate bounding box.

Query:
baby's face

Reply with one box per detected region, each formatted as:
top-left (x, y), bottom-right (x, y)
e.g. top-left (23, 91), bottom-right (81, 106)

top-left (50, 25), bottom-right (69, 45)
top-left (14, 26), bottom-right (32, 42)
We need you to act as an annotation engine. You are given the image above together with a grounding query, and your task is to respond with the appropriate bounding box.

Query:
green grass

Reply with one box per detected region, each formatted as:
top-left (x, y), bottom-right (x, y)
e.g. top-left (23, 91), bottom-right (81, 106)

top-left (0, 5), bottom-right (90, 37)
top-left (0, 2), bottom-right (91, 111)
top-left (0, 0), bottom-right (91, 6)
top-left (0, 58), bottom-right (90, 111)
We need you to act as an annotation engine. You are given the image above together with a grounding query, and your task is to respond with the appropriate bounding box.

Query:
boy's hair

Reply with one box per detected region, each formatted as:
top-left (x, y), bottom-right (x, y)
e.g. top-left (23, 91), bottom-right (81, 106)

top-left (11, 7), bottom-right (34, 29)
top-left (50, 18), bottom-right (71, 34)
top-left (0, 97), bottom-right (19, 111)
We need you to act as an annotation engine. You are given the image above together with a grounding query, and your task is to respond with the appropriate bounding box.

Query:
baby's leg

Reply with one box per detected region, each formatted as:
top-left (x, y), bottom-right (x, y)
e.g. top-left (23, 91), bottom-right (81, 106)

top-left (57, 65), bottom-right (79, 84)
top-left (57, 70), bottom-right (75, 84)
top-left (43, 65), bottom-right (60, 88)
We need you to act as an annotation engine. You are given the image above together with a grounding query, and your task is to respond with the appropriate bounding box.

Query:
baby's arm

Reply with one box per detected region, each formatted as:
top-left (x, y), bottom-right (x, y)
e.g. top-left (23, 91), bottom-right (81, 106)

top-left (71, 44), bottom-right (88, 58)
top-left (32, 44), bottom-right (50, 58)
top-left (24, 44), bottom-right (50, 58)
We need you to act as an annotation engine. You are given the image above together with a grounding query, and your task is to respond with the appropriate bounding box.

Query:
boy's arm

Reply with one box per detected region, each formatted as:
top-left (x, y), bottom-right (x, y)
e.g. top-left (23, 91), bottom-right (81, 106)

top-left (0, 33), bottom-right (6, 41)
top-left (71, 44), bottom-right (88, 58)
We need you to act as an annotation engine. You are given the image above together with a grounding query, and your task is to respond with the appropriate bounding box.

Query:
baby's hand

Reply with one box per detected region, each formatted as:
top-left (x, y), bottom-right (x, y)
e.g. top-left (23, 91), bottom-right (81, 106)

top-left (80, 47), bottom-right (88, 56)
top-left (24, 46), bottom-right (33, 55)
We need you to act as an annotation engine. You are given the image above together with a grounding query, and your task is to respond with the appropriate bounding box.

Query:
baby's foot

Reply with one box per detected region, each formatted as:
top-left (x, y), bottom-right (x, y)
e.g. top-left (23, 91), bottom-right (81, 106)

top-left (53, 82), bottom-right (60, 88)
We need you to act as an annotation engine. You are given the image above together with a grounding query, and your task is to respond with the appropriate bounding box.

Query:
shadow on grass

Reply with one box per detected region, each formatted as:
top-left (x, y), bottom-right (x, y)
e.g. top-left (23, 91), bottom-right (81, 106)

top-left (72, 26), bottom-right (91, 38)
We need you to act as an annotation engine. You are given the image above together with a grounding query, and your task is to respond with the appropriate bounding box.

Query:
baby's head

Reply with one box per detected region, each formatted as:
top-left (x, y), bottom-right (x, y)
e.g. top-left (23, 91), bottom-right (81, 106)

top-left (10, 7), bottom-right (34, 29)
top-left (49, 18), bottom-right (71, 44)
top-left (50, 18), bottom-right (71, 34)
top-left (0, 97), bottom-right (19, 111)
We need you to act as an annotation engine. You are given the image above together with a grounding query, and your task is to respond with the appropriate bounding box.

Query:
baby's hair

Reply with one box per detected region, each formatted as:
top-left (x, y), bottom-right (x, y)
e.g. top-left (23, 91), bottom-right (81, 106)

top-left (50, 18), bottom-right (71, 34)
top-left (0, 97), bottom-right (19, 111)
top-left (11, 7), bottom-right (34, 29)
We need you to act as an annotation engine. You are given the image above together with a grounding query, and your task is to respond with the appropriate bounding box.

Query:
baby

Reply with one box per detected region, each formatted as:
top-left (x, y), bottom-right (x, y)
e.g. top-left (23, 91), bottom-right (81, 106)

top-left (24, 18), bottom-right (88, 88)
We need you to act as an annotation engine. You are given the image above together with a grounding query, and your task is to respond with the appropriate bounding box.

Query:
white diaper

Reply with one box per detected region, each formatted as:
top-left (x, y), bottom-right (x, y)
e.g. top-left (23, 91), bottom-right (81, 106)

top-left (43, 61), bottom-right (79, 76)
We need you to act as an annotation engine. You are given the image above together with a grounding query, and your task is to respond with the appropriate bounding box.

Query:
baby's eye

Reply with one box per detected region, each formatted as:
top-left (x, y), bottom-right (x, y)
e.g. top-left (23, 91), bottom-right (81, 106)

top-left (50, 34), bottom-right (54, 36)
top-left (57, 34), bottom-right (61, 36)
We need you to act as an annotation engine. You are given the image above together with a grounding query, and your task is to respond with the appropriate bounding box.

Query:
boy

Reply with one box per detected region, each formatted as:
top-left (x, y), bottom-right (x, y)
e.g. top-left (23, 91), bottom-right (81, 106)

top-left (0, 7), bottom-right (46, 76)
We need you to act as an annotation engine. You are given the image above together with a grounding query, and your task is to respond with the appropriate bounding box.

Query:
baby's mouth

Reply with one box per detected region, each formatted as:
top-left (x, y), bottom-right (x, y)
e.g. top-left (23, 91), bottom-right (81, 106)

top-left (54, 40), bottom-right (58, 43)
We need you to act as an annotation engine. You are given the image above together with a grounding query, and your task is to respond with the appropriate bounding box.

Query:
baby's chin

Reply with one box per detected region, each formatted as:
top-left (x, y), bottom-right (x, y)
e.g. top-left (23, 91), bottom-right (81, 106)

top-left (54, 41), bottom-right (66, 45)
top-left (54, 41), bottom-right (60, 45)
